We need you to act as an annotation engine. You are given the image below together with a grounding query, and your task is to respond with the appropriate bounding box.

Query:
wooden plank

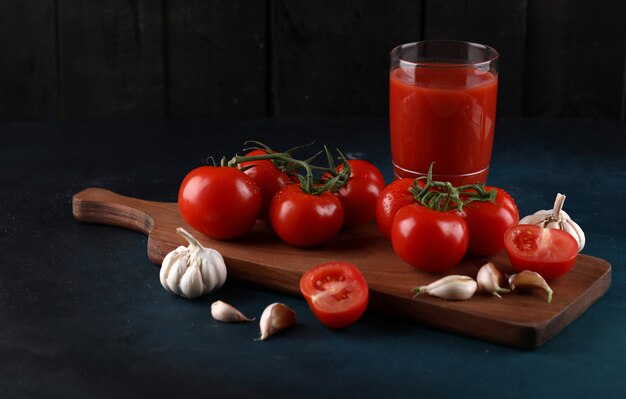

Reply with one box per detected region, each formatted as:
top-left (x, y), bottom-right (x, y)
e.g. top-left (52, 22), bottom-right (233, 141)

top-left (0, 0), bottom-right (57, 120)
top-left (72, 188), bottom-right (611, 349)
top-left (165, 0), bottom-right (267, 117)
top-left (526, 0), bottom-right (626, 118)
top-left (58, 0), bottom-right (165, 119)
top-left (623, 52), bottom-right (626, 120)
top-left (272, 0), bottom-right (423, 116)
top-left (424, 0), bottom-right (528, 118)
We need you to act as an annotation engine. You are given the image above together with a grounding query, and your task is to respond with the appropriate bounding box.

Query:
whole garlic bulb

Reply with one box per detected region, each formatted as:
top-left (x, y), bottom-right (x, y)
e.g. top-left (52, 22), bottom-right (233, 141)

top-left (160, 228), bottom-right (227, 299)
top-left (519, 193), bottom-right (585, 252)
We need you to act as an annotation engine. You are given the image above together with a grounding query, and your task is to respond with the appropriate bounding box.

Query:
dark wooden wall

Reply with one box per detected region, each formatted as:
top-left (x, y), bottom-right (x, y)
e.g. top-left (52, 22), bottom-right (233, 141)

top-left (1, 0), bottom-right (625, 121)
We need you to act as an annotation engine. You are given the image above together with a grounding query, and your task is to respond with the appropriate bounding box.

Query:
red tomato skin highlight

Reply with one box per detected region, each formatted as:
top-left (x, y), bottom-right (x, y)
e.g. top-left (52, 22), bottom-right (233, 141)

top-left (239, 149), bottom-right (293, 221)
top-left (334, 160), bottom-right (386, 229)
top-left (375, 178), bottom-right (416, 238)
top-left (299, 261), bottom-right (369, 329)
top-left (391, 204), bottom-right (469, 272)
top-left (458, 187), bottom-right (519, 256)
top-left (504, 225), bottom-right (578, 280)
top-left (269, 185), bottom-right (344, 247)
top-left (178, 166), bottom-right (261, 240)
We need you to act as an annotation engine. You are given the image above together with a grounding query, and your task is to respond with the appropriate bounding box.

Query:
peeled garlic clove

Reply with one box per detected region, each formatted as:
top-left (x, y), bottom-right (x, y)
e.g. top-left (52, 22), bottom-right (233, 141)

top-left (476, 262), bottom-right (511, 299)
top-left (412, 275), bottom-right (477, 301)
top-left (211, 300), bottom-right (255, 323)
top-left (509, 271), bottom-right (553, 303)
top-left (257, 303), bottom-right (296, 341)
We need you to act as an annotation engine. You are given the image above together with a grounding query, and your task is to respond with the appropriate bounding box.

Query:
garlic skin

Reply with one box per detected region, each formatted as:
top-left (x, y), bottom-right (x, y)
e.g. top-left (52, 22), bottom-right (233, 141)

top-left (477, 262), bottom-right (510, 299)
top-left (519, 193), bottom-right (585, 252)
top-left (257, 303), bottom-right (296, 341)
top-left (509, 271), bottom-right (553, 303)
top-left (160, 228), bottom-right (227, 299)
top-left (211, 300), bottom-right (254, 322)
top-left (412, 275), bottom-right (478, 301)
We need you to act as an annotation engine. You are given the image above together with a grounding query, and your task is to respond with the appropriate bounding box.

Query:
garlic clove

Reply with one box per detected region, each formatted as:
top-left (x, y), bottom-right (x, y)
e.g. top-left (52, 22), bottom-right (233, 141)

top-left (211, 300), bottom-right (255, 323)
top-left (509, 270), bottom-right (553, 303)
top-left (178, 259), bottom-right (204, 299)
top-left (166, 256), bottom-right (189, 297)
top-left (412, 275), bottom-right (477, 301)
top-left (476, 262), bottom-right (511, 299)
top-left (159, 247), bottom-right (186, 293)
top-left (199, 249), bottom-right (227, 295)
top-left (545, 220), bottom-right (561, 230)
top-left (257, 303), bottom-right (296, 341)
top-left (564, 217), bottom-right (586, 252)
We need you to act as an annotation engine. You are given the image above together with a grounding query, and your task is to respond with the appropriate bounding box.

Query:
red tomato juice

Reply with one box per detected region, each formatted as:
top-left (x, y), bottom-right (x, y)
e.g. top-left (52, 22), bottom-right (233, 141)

top-left (389, 66), bottom-right (498, 186)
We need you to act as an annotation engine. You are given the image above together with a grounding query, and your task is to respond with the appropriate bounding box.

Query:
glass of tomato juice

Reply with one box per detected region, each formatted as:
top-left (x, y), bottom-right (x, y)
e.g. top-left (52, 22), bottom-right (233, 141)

top-left (389, 41), bottom-right (499, 185)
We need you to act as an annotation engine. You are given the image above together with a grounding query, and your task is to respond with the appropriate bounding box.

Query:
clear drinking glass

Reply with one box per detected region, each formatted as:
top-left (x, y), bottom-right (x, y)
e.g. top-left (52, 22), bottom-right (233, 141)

top-left (389, 41), bottom-right (499, 185)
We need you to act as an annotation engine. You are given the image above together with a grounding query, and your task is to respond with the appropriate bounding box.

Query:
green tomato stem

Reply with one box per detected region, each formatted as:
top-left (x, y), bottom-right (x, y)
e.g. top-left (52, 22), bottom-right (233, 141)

top-left (226, 145), bottom-right (351, 196)
top-left (408, 163), bottom-right (498, 212)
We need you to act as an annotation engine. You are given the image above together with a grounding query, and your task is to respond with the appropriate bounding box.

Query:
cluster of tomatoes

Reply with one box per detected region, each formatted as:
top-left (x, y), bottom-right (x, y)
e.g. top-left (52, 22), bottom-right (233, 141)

top-left (177, 143), bottom-right (578, 330)
top-left (376, 170), bottom-right (579, 280)
top-left (375, 173), bottom-right (520, 272)
top-left (178, 146), bottom-right (386, 247)
top-left (178, 144), bottom-right (385, 329)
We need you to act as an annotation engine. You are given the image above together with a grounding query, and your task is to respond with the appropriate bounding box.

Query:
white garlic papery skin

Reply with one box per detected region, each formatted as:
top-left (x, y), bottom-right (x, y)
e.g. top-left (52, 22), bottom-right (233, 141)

top-left (211, 301), bottom-right (255, 323)
top-left (257, 303), bottom-right (296, 341)
top-left (509, 271), bottom-right (553, 304)
top-left (412, 275), bottom-right (478, 301)
top-left (519, 193), bottom-right (586, 252)
top-left (160, 228), bottom-right (227, 299)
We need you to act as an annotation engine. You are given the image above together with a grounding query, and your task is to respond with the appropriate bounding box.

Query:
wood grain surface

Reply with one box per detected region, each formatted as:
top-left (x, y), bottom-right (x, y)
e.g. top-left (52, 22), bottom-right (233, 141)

top-left (526, 0), bottom-right (626, 118)
top-left (165, 0), bottom-right (267, 117)
top-left (0, 0), bottom-right (57, 120)
top-left (271, 0), bottom-right (423, 116)
top-left (72, 188), bottom-right (611, 349)
top-left (58, 0), bottom-right (165, 119)
top-left (4, 2), bottom-right (626, 121)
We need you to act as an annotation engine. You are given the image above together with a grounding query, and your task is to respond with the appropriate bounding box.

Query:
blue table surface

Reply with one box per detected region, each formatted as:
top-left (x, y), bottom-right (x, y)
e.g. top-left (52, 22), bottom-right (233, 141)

top-left (1, 117), bottom-right (625, 398)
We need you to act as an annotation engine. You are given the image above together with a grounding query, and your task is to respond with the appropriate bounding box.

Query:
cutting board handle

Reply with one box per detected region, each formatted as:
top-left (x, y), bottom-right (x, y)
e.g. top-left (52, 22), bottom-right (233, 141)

top-left (72, 188), bottom-right (156, 235)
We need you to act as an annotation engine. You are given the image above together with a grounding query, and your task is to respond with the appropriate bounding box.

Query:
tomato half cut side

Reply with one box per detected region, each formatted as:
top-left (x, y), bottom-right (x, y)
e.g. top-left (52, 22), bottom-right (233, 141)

top-left (504, 224), bottom-right (578, 280)
top-left (299, 261), bottom-right (369, 329)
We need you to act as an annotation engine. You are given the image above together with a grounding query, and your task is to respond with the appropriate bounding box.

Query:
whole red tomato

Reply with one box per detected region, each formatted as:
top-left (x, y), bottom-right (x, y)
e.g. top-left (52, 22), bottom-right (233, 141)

top-left (299, 261), bottom-right (369, 329)
top-left (457, 187), bottom-right (519, 256)
top-left (269, 184), bottom-right (344, 247)
top-left (238, 149), bottom-right (293, 220)
top-left (332, 160), bottom-right (385, 229)
top-left (375, 178), bottom-right (416, 238)
top-left (391, 204), bottom-right (469, 272)
top-left (504, 225), bottom-right (578, 280)
top-left (178, 166), bottom-right (261, 240)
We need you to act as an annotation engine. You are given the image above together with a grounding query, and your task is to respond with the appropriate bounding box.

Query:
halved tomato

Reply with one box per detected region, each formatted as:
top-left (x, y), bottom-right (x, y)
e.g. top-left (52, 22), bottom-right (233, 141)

top-left (299, 261), bottom-right (369, 329)
top-left (504, 224), bottom-right (578, 280)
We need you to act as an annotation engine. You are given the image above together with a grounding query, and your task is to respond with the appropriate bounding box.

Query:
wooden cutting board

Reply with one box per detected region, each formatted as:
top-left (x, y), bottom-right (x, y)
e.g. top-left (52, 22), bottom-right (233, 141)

top-left (72, 188), bottom-right (611, 349)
